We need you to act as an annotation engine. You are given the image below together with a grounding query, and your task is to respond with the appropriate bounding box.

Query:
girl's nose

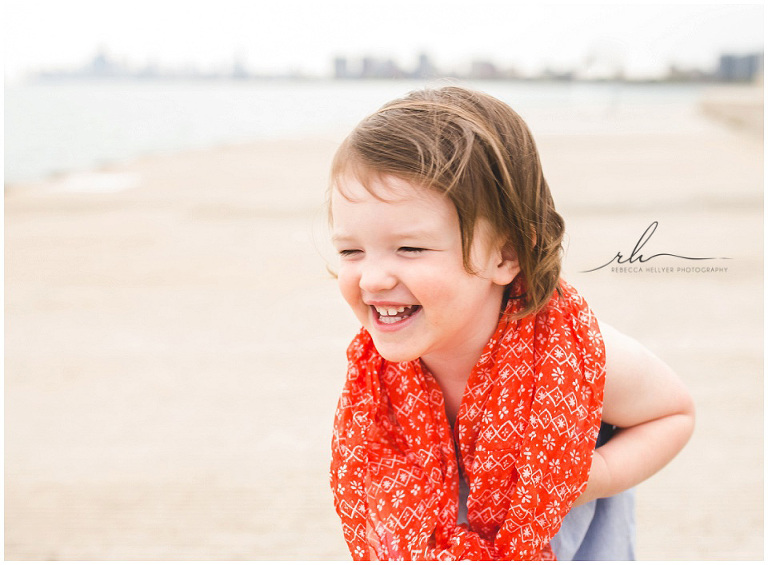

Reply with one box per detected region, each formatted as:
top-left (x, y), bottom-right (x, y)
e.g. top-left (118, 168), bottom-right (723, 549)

top-left (358, 260), bottom-right (398, 293)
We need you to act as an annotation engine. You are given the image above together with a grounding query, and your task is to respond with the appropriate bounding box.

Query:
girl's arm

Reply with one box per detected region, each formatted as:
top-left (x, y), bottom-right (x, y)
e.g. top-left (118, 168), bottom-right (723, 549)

top-left (574, 321), bottom-right (695, 505)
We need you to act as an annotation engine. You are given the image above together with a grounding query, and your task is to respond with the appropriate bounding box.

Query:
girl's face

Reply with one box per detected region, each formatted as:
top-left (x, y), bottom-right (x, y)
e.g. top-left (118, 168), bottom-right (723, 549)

top-left (331, 173), bottom-right (519, 368)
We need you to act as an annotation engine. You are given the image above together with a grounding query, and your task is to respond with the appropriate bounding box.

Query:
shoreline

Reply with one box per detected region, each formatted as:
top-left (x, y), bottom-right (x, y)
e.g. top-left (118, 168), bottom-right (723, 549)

top-left (4, 136), bottom-right (345, 194)
top-left (699, 84), bottom-right (764, 137)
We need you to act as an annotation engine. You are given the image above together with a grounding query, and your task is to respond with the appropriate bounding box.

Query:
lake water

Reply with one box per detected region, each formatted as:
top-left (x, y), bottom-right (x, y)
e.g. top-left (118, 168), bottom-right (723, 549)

top-left (5, 79), bottom-right (711, 185)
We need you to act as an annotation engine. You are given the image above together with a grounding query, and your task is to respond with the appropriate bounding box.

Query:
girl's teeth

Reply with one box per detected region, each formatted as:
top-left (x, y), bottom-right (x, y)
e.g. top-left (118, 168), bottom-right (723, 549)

top-left (376, 305), bottom-right (408, 316)
top-left (372, 304), bottom-right (421, 324)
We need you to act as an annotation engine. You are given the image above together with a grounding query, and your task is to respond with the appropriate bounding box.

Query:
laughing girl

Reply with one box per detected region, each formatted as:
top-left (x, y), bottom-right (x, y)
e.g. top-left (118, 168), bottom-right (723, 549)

top-left (328, 86), bottom-right (694, 560)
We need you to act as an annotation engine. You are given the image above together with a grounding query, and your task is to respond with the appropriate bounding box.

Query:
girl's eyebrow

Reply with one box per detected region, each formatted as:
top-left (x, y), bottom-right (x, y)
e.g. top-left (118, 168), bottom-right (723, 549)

top-left (330, 233), bottom-right (354, 244)
top-left (391, 230), bottom-right (441, 241)
top-left (332, 229), bottom-right (440, 243)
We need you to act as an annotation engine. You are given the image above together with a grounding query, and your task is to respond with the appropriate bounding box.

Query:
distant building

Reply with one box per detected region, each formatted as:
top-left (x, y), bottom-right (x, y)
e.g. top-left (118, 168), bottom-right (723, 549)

top-left (415, 53), bottom-right (436, 79)
top-left (358, 56), bottom-right (405, 79)
top-left (87, 48), bottom-right (123, 77)
top-left (470, 60), bottom-right (499, 80)
top-left (334, 57), bottom-right (349, 79)
top-left (665, 64), bottom-right (709, 82)
top-left (381, 59), bottom-right (405, 79)
top-left (361, 56), bottom-right (376, 78)
top-left (541, 67), bottom-right (574, 81)
top-left (232, 59), bottom-right (248, 79)
top-left (717, 53), bottom-right (764, 82)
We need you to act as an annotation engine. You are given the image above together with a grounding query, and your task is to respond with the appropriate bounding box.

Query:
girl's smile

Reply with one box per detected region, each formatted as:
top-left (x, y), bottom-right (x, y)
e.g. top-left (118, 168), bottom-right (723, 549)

top-left (331, 172), bottom-right (519, 369)
top-left (370, 303), bottom-right (422, 327)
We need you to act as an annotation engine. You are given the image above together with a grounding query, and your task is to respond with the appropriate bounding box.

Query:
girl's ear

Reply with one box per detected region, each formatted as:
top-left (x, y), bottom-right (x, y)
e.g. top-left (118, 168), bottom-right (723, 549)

top-left (492, 242), bottom-right (520, 286)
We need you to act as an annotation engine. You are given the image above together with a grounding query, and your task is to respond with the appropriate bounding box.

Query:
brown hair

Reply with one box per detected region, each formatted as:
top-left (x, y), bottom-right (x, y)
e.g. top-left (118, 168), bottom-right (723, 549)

top-left (330, 86), bottom-right (565, 318)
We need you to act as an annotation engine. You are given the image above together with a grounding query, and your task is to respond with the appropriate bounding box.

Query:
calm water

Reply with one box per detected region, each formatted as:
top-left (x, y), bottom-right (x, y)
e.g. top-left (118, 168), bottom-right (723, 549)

top-left (5, 79), bottom-right (710, 185)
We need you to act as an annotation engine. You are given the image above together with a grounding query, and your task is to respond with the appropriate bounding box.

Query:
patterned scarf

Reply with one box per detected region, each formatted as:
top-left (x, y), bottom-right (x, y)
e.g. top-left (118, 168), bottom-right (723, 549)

top-left (330, 280), bottom-right (605, 560)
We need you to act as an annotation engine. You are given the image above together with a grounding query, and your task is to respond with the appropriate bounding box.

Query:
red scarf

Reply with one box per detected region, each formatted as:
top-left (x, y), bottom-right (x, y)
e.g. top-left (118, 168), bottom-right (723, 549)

top-left (330, 280), bottom-right (605, 560)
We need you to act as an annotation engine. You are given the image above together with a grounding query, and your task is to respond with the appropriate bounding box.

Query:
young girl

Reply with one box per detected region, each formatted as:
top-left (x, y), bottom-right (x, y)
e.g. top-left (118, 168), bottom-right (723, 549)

top-left (328, 86), bottom-right (694, 561)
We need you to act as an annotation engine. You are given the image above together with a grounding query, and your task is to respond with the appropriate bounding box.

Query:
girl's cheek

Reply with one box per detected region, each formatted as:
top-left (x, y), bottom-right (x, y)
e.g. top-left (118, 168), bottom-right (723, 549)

top-left (337, 268), bottom-right (361, 304)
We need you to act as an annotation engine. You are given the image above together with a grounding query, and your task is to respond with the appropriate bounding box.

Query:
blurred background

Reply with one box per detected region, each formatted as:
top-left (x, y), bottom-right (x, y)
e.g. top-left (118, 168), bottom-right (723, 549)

top-left (5, 1), bottom-right (764, 560)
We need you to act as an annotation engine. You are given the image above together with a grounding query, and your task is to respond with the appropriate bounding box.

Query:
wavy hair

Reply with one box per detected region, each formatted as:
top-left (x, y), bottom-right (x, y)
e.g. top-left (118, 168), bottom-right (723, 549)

top-left (330, 86), bottom-right (565, 318)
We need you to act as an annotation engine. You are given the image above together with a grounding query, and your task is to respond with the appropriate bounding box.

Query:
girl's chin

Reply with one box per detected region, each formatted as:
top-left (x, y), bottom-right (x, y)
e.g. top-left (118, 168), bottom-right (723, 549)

top-left (369, 340), bottom-right (422, 363)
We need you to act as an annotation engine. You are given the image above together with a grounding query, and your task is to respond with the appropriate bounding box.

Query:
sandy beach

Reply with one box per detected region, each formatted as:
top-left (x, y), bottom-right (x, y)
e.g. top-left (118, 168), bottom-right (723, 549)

top-left (5, 85), bottom-right (763, 560)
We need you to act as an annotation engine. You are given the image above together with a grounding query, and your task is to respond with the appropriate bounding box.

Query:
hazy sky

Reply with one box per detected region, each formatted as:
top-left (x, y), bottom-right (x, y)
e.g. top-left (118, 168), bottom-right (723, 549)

top-left (5, 1), bottom-right (764, 80)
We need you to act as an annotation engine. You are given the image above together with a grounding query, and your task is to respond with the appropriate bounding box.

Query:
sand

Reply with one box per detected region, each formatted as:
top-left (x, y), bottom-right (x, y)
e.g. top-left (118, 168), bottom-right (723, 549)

top-left (5, 85), bottom-right (763, 560)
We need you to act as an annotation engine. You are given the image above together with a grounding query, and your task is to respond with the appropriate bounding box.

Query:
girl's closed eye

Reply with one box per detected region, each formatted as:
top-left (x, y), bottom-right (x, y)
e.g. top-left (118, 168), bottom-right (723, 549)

top-left (399, 247), bottom-right (427, 255)
top-left (338, 249), bottom-right (362, 257)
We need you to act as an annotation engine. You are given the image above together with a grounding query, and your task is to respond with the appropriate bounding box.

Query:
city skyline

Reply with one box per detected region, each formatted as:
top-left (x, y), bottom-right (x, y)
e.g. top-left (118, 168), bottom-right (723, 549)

top-left (6, 1), bottom-right (764, 82)
top-left (26, 47), bottom-right (764, 84)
